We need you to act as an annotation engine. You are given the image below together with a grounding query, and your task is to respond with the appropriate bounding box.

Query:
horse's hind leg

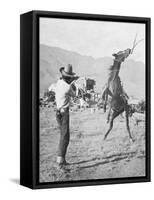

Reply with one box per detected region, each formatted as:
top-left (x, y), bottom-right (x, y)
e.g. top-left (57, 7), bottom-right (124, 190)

top-left (107, 107), bottom-right (111, 123)
top-left (104, 109), bottom-right (123, 140)
top-left (125, 108), bottom-right (134, 142)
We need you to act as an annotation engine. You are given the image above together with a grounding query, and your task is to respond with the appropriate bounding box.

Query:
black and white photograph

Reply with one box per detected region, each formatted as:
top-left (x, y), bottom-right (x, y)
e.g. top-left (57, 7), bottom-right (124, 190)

top-left (39, 16), bottom-right (147, 183)
top-left (0, 0), bottom-right (153, 197)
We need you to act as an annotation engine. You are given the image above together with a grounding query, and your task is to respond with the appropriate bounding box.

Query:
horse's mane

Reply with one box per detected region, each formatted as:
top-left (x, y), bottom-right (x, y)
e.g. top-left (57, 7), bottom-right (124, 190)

top-left (109, 64), bottom-right (115, 71)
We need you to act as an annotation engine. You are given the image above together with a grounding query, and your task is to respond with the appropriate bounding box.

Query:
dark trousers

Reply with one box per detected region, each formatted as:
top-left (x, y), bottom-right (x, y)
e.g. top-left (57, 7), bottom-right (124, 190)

top-left (56, 108), bottom-right (70, 158)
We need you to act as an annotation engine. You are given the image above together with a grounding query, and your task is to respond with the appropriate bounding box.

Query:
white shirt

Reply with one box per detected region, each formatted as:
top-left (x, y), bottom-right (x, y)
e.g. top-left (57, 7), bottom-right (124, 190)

top-left (50, 79), bottom-right (74, 110)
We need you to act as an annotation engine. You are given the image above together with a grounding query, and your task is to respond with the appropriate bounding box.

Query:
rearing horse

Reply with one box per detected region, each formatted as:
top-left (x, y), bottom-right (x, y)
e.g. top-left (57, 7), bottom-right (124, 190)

top-left (102, 48), bottom-right (134, 142)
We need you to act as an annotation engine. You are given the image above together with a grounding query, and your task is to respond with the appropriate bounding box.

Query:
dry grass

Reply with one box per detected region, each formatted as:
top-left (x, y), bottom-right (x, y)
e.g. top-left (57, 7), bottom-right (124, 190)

top-left (39, 107), bottom-right (145, 183)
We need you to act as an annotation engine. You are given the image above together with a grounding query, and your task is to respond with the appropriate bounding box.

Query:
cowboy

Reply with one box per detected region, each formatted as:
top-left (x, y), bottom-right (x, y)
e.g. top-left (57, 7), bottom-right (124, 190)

top-left (50, 64), bottom-right (76, 167)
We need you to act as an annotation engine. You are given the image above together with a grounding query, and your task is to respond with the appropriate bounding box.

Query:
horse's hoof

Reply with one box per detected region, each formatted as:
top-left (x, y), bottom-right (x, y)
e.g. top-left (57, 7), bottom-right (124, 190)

top-left (103, 136), bottom-right (107, 140)
top-left (130, 138), bottom-right (135, 143)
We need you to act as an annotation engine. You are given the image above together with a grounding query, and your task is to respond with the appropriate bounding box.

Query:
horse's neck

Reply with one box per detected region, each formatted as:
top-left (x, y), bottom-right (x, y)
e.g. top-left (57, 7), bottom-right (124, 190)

top-left (108, 60), bottom-right (121, 86)
top-left (109, 76), bottom-right (123, 96)
top-left (112, 60), bottom-right (121, 79)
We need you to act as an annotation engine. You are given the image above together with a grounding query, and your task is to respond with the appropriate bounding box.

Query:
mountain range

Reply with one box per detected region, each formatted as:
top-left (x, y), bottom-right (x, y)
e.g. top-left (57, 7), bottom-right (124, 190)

top-left (40, 44), bottom-right (145, 99)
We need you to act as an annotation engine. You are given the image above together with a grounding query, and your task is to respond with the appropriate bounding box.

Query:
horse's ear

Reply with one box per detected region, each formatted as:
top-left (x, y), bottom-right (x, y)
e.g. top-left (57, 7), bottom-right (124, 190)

top-left (112, 53), bottom-right (117, 57)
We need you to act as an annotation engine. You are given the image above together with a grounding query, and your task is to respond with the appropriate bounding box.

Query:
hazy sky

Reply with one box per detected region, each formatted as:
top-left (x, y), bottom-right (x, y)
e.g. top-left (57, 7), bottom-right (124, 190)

top-left (40, 17), bottom-right (145, 63)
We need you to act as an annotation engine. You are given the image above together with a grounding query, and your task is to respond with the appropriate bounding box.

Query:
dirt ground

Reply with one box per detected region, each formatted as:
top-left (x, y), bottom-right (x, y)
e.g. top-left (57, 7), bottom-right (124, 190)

top-left (39, 107), bottom-right (145, 183)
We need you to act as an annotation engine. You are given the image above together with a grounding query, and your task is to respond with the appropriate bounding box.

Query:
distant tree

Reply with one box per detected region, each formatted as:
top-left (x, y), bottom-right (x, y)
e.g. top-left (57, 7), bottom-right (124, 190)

top-left (44, 90), bottom-right (55, 102)
top-left (137, 99), bottom-right (145, 113)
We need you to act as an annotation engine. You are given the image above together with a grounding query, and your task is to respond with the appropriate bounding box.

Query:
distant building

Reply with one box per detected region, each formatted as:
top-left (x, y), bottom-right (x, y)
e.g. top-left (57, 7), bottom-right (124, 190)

top-left (74, 77), bottom-right (96, 92)
top-left (86, 78), bottom-right (96, 91)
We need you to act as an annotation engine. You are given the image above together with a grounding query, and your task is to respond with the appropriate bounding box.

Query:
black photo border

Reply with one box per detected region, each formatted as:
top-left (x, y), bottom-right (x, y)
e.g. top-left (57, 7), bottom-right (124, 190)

top-left (20, 10), bottom-right (151, 189)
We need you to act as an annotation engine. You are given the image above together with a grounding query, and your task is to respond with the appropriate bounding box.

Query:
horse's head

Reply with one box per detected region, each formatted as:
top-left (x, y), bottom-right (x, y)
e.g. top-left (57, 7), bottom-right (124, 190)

top-left (112, 48), bottom-right (131, 63)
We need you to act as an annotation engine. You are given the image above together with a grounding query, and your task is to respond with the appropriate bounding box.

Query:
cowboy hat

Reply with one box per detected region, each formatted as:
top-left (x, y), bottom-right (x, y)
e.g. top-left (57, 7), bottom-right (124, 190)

top-left (59, 64), bottom-right (76, 77)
